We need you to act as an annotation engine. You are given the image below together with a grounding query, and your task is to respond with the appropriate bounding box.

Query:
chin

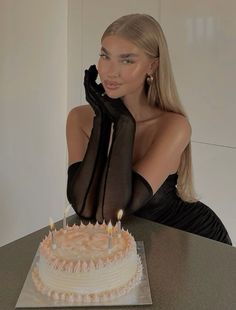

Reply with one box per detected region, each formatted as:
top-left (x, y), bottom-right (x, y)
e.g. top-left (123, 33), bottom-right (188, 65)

top-left (107, 94), bottom-right (121, 99)
top-left (104, 90), bottom-right (122, 99)
top-left (105, 89), bottom-right (126, 99)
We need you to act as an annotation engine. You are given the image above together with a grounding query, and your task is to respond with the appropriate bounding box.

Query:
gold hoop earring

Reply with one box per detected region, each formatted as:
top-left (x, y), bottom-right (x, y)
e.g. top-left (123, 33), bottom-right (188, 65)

top-left (146, 74), bottom-right (154, 85)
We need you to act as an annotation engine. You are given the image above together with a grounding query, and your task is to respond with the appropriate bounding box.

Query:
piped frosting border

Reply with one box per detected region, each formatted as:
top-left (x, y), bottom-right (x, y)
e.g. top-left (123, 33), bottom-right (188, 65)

top-left (32, 256), bottom-right (143, 303)
top-left (40, 224), bottom-right (136, 273)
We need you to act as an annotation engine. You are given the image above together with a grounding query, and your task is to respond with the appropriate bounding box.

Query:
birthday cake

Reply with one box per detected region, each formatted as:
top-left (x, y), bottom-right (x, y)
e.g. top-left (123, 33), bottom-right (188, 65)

top-left (32, 222), bottom-right (142, 303)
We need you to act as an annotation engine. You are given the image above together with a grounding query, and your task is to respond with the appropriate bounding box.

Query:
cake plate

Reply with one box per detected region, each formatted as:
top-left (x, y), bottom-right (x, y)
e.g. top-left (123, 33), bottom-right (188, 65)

top-left (15, 241), bottom-right (152, 308)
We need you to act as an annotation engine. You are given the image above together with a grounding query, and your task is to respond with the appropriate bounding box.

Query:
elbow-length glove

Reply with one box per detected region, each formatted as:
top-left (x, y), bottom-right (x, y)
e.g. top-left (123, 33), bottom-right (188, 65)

top-left (67, 65), bottom-right (111, 218)
top-left (95, 94), bottom-right (154, 224)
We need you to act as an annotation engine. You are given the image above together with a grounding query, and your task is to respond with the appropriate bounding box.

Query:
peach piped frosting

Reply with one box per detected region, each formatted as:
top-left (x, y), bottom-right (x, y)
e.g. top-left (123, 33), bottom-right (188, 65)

top-left (39, 223), bottom-right (135, 273)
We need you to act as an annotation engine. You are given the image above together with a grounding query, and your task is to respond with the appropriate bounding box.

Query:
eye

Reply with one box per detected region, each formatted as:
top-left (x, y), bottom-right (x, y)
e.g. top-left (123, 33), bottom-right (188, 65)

top-left (121, 59), bottom-right (134, 64)
top-left (99, 53), bottom-right (109, 60)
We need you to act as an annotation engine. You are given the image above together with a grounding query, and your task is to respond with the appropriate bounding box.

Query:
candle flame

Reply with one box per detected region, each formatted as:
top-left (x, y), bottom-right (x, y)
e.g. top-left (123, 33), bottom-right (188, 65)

top-left (107, 220), bottom-right (113, 234)
top-left (117, 209), bottom-right (123, 221)
top-left (49, 217), bottom-right (55, 230)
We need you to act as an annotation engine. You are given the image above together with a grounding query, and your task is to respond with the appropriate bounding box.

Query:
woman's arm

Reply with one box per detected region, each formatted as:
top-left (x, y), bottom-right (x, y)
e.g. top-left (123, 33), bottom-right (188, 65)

top-left (66, 66), bottom-right (112, 218)
top-left (96, 97), bottom-right (191, 224)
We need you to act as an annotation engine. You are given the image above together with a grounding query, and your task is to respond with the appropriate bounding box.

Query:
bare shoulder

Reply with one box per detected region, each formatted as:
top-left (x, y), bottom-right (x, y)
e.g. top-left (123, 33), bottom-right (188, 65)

top-left (67, 104), bottom-right (94, 123)
top-left (133, 111), bottom-right (192, 190)
top-left (67, 104), bottom-right (94, 137)
top-left (155, 111), bottom-right (191, 146)
top-left (161, 111), bottom-right (191, 131)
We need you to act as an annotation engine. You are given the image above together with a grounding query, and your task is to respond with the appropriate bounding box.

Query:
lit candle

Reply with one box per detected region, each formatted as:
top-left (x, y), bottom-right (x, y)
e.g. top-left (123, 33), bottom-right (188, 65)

top-left (49, 217), bottom-right (57, 250)
top-left (107, 221), bottom-right (113, 253)
top-left (63, 205), bottom-right (70, 231)
top-left (117, 209), bottom-right (124, 238)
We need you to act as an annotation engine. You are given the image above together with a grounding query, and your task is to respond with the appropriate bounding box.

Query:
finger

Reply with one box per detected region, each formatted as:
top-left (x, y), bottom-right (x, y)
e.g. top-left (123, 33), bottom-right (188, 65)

top-left (87, 65), bottom-right (98, 86)
top-left (88, 64), bottom-right (98, 77)
top-left (83, 69), bottom-right (90, 88)
top-left (84, 65), bottom-right (96, 86)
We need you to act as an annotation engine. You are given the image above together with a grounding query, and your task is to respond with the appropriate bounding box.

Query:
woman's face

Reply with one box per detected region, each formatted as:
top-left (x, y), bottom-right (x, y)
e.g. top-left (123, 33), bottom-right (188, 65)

top-left (97, 35), bottom-right (154, 100)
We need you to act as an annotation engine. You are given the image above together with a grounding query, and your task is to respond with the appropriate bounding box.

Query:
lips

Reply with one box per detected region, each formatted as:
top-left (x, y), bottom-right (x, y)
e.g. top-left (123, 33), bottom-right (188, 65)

top-left (104, 80), bottom-right (121, 90)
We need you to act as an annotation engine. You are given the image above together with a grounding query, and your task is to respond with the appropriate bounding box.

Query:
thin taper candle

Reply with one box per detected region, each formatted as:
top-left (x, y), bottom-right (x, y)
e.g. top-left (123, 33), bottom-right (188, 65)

top-left (63, 205), bottom-right (70, 230)
top-left (49, 217), bottom-right (57, 250)
top-left (107, 221), bottom-right (113, 253)
top-left (117, 210), bottom-right (124, 238)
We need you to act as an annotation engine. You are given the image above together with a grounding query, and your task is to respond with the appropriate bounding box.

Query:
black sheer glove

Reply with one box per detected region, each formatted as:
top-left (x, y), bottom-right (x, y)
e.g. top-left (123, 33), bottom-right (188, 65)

top-left (96, 94), bottom-right (153, 224)
top-left (67, 65), bottom-right (111, 218)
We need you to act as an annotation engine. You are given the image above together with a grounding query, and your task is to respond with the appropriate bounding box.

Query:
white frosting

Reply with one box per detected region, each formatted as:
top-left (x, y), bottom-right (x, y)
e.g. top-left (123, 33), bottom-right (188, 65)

top-left (32, 223), bottom-right (142, 302)
top-left (39, 251), bottom-right (137, 293)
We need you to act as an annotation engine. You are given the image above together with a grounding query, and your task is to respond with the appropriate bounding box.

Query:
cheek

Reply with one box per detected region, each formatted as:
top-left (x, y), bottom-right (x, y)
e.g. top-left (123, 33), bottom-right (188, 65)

top-left (123, 65), bottom-right (147, 84)
top-left (97, 60), bottom-right (102, 76)
top-left (97, 59), bottom-right (106, 80)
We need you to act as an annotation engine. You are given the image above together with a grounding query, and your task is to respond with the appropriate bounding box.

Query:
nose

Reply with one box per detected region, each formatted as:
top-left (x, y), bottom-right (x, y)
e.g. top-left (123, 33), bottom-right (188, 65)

top-left (106, 61), bottom-right (120, 78)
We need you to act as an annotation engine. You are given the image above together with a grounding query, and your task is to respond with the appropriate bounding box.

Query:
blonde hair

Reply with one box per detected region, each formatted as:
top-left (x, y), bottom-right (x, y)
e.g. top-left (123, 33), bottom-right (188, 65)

top-left (102, 13), bottom-right (197, 202)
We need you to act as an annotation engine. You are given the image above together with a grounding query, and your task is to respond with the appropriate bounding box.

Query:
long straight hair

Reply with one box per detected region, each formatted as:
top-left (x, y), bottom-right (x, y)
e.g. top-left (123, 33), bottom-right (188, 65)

top-left (102, 13), bottom-right (197, 202)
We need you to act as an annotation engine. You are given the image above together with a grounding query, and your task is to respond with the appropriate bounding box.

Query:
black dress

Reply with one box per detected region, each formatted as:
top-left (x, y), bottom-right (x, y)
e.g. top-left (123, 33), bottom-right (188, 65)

top-left (134, 173), bottom-right (232, 245)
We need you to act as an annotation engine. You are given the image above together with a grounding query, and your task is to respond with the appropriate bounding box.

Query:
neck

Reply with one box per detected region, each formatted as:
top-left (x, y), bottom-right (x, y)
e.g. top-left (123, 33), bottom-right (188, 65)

top-left (122, 90), bottom-right (157, 123)
top-left (122, 92), bottom-right (148, 122)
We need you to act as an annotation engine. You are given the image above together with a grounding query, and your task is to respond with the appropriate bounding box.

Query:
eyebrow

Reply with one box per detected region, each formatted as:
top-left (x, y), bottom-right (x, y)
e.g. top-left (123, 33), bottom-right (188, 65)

top-left (101, 46), bottom-right (139, 58)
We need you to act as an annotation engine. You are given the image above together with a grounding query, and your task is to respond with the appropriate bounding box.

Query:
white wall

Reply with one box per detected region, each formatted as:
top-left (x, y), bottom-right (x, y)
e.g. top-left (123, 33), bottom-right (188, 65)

top-left (1, 0), bottom-right (235, 247)
top-left (160, 0), bottom-right (236, 242)
top-left (0, 0), bottom-right (68, 246)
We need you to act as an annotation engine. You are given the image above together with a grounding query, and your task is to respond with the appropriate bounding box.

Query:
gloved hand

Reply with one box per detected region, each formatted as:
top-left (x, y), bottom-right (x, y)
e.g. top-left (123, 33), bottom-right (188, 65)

top-left (84, 64), bottom-right (105, 116)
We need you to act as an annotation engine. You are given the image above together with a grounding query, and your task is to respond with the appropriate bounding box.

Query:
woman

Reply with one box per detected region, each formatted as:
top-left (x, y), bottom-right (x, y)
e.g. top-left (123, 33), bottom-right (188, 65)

top-left (66, 14), bottom-right (232, 245)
